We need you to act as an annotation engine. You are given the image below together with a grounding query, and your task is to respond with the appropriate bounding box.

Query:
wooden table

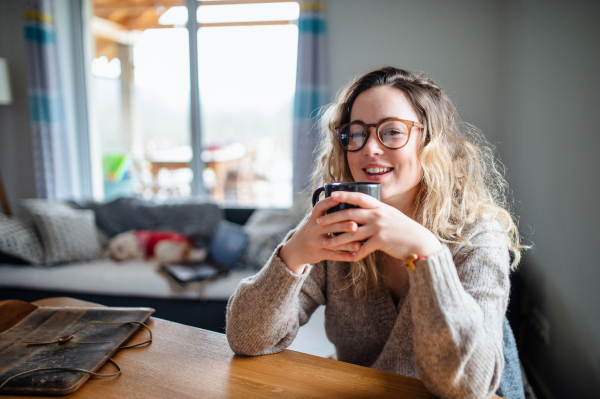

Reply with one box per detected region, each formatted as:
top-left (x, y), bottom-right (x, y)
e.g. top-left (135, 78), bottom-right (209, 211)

top-left (4, 297), bottom-right (499, 399)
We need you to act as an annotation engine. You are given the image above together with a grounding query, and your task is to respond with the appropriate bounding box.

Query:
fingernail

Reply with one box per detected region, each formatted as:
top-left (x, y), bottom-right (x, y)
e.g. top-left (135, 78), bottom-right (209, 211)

top-left (324, 239), bottom-right (330, 247)
top-left (316, 218), bottom-right (321, 225)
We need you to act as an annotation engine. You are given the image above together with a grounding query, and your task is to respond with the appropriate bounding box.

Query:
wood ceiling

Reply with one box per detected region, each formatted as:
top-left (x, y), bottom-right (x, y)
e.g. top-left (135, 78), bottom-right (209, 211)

top-left (93, 0), bottom-right (184, 59)
top-left (92, 0), bottom-right (296, 59)
top-left (94, 0), bottom-right (184, 32)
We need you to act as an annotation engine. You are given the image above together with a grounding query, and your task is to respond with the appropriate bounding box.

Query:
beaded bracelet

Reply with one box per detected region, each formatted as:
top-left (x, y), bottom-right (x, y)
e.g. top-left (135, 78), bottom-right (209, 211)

top-left (402, 254), bottom-right (428, 270)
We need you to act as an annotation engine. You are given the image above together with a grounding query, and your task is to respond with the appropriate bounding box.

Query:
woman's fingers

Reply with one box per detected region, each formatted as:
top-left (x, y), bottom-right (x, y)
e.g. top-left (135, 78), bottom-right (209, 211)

top-left (326, 241), bottom-right (362, 253)
top-left (321, 221), bottom-right (358, 236)
top-left (319, 248), bottom-right (357, 263)
top-left (324, 223), bottom-right (373, 247)
top-left (317, 208), bottom-right (372, 227)
top-left (314, 192), bottom-right (381, 225)
top-left (330, 191), bottom-right (380, 209)
top-left (306, 192), bottom-right (402, 263)
top-left (321, 224), bottom-right (384, 261)
top-left (312, 195), bottom-right (342, 216)
top-left (350, 238), bottom-right (380, 261)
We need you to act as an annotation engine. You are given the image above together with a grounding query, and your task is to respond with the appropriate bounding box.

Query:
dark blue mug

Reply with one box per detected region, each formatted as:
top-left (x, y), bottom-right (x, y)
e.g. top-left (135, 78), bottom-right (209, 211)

top-left (312, 182), bottom-right (381, 213)
top-left (312, 182), bottom-right (381, 239)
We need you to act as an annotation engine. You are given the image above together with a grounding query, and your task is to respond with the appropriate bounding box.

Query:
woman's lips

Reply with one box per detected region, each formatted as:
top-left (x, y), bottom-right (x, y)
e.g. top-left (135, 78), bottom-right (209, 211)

top-left (362, 167), bottom-right (393, 181)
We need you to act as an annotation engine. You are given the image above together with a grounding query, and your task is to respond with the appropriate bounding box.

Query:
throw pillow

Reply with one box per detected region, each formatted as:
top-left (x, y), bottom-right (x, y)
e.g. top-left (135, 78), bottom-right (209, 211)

top-left (68, 197), bottom-right (223, 248)
top-left (0, 213), bottom-right (44, 265)
top-left (21, 200), bottom-right (101, 265)
top-left (239, 209), bottom-right (305, 270)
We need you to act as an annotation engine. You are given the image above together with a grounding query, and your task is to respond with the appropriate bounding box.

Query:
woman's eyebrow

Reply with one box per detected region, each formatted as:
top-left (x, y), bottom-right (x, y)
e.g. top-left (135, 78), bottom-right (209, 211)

top-left (349, 117), bottom-right (400, 124)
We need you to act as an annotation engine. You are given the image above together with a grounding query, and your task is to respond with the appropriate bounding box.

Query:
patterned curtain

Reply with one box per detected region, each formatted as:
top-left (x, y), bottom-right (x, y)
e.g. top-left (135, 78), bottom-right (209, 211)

top-left (292, 0), bottom-right (330, 201)
top-left (23, 0), bottom-right (70, 200)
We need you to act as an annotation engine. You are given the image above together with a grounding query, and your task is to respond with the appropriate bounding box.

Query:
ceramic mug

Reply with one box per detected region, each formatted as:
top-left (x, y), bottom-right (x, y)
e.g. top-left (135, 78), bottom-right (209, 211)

top-left (312, 182), bottom-right (381, 213)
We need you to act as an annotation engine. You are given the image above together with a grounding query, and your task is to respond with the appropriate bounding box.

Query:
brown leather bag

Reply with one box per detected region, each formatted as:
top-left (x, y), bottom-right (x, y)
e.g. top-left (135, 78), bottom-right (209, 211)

top-left (0, 300), bottom-right (153, 396)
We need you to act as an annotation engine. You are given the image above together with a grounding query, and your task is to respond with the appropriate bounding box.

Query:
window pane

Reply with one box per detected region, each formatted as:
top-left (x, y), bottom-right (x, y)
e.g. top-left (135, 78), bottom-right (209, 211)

top-left (198, 23), bottom-right (298, 207)
top-left (90, 1), bottom-right (192, 201)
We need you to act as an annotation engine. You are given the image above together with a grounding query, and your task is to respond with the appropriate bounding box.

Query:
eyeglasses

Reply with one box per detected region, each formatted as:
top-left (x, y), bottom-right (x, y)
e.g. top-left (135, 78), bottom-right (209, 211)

top-left (335, 118), bottom-right (424, 152)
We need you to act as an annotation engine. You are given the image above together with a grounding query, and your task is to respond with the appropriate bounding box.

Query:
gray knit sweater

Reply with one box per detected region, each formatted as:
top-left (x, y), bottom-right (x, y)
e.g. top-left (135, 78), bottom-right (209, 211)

top-left (226, 220), bottom-right (525, 399)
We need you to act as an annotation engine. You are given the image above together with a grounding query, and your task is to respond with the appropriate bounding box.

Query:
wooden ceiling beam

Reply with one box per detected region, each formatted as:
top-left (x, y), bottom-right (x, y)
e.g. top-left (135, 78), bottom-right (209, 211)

top-left (106, 9), bottom-right (131, 22)
top-left (95, 7), bottom-right (165, 17)
top-left (127, 9), bottom-right (161, 30)
top-left (92, 16), bottom-right (141, 45)
top-left (94, 0), bottom-right (182, 7)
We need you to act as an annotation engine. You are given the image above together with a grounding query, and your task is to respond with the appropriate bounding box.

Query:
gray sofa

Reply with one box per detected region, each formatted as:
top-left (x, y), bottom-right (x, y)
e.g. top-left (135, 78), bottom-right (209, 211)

top-left (0, 198), bottom-right (304, 333)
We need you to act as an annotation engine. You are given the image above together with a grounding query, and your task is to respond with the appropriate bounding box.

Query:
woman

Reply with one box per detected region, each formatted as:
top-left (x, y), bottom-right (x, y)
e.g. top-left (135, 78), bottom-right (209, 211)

top-left (226, 67), bottom-right (526, 399)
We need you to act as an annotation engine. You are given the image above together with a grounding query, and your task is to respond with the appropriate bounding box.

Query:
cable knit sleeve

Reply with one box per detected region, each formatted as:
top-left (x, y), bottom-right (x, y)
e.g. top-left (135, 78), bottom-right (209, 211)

top-left (226, 244), bottom-right (327, 356)
top-left (409, 221), bottom-right (510, 399)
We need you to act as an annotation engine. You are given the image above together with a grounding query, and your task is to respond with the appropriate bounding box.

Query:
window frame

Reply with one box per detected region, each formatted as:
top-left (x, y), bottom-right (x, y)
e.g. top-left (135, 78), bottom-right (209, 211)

top-left (82, 0), bottom-right (299, 200)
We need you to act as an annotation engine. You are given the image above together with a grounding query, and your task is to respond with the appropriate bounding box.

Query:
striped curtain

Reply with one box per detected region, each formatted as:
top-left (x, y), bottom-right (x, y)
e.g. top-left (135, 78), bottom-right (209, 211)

top-left (292, 0), bottom-right (330, 200)
top-left (23, 0), bottom-right (70, 200)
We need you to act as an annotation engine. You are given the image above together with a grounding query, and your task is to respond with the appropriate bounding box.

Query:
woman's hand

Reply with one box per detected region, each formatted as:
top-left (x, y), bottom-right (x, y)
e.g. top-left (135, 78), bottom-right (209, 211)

top-left (316, 191), bottom-right (443, 262)
top-left (279, 195), bottom-right (363, 274)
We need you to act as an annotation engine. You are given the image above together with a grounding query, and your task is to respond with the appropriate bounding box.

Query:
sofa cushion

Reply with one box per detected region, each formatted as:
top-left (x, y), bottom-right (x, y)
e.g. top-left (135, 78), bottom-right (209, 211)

top-left (69, 197), bottom-right (223, 248)
top-left (0, 258), bottom-right (255, 301)
top-left (21, 200), bottom-right (101, 265)
top-left (0, 214), bottom-right (43, 265)
top-left (239, 208), bottom-right (305, 269)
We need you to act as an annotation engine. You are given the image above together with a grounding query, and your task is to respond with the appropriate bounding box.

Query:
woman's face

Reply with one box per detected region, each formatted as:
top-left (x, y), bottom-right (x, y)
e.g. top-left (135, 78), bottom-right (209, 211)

top-left (346, 86), bottom-right (423, 212)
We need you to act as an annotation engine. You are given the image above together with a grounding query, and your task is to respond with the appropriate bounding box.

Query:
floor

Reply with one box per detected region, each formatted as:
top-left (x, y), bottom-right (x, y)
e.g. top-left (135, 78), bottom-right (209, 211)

top-left (287, 306), bottom-right (336, 357)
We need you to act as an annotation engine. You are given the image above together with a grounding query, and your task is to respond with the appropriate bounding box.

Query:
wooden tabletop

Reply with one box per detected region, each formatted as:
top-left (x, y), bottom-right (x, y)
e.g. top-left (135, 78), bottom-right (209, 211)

top-left (3, 297), bottom-right (499, 398)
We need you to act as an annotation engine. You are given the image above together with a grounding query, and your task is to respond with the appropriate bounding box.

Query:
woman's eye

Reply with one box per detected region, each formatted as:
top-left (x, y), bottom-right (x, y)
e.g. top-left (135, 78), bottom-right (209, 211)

top-left (350, 132), bottom-right (365, 139)
top-left (383, 129), bottom-right (404, 137)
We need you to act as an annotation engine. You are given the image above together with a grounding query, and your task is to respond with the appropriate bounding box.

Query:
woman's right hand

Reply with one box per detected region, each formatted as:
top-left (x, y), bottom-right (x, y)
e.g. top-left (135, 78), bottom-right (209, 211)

top-left (279, 196), bottom-right (361, 274)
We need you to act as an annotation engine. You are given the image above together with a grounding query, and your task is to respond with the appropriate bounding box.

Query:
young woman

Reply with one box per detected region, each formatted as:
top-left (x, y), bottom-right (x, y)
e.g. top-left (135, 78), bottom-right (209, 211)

top-left (226, 67), bottom-right (526, 399)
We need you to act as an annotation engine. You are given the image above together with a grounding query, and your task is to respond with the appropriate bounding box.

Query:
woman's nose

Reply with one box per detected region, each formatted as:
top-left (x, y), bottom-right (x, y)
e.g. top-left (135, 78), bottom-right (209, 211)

top-left (362, 128), bottom-right (384, 155)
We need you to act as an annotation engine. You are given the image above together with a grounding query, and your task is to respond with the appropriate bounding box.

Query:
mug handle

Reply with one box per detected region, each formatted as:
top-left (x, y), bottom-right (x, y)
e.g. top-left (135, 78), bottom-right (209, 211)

top-left (312, 186), bottom-right (325, 207)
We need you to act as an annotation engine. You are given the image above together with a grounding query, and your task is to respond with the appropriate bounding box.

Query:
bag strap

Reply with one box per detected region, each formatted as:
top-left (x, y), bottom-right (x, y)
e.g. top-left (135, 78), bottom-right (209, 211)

top-left (22, 320), bottom-right (152, 347)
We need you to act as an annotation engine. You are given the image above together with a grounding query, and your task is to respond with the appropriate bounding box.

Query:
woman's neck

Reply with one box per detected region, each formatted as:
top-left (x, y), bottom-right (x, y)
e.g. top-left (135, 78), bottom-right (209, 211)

top-left (384, 190), bottom-right (418, 219)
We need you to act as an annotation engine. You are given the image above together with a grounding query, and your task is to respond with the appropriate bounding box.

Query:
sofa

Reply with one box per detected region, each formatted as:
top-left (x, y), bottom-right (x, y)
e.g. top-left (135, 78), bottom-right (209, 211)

top-left (0, 197), bottom-right (305, 333)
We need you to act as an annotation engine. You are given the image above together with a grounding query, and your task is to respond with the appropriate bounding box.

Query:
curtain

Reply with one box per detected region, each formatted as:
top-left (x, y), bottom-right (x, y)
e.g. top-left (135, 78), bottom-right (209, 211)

top-left (292, 0), bottom-right (330, 201)
top-left (23, 0), bottom-right (71, 200)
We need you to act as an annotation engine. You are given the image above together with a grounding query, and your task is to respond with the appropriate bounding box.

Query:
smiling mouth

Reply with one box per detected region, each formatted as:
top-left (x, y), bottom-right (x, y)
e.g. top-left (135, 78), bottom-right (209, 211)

top-left (364, 167), bottom-right (393, 176)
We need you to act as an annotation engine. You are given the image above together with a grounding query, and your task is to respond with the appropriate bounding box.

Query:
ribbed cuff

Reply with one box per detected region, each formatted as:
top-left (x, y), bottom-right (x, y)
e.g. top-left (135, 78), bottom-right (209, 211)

top-left (409, 246), bottom-right (465, 306)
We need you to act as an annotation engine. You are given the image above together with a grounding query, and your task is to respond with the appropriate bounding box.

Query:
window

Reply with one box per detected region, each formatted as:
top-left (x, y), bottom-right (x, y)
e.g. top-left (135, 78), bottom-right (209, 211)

top-left (89, 0), bottom-right (298, 207)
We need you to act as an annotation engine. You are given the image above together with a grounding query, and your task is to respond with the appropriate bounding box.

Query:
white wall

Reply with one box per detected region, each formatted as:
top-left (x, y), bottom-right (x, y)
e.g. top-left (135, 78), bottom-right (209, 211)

top-left (327, 0), bottom-right (501, 142)
top-left (0, 1), bottom-right (36, 214)
top-left (496, 1), bottom-right (600, 398)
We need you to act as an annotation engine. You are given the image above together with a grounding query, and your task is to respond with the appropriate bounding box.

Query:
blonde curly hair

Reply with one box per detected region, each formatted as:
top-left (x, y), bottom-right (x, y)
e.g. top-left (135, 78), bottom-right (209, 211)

top-left (312, 67), bottom-right (524, 299)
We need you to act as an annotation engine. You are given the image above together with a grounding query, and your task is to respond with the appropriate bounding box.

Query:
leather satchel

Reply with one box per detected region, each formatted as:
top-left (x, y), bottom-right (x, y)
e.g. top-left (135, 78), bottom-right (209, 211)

top-left (0, 300), bottom-right (154, 396)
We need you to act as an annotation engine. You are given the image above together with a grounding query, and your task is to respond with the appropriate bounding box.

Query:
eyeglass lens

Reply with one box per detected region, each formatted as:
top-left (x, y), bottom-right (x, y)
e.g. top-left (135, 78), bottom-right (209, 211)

top-left (339, 121), bottom-right (409, 150)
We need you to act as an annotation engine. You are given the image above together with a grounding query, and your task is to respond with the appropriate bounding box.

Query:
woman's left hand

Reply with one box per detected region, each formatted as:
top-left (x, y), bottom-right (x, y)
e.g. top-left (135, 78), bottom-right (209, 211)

top-left (318, 191), bottom-right (443, 261)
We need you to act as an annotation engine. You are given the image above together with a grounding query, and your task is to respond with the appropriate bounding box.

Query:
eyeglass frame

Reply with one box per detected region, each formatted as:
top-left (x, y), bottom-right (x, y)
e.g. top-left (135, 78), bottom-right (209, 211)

top-left (335, 118), bottom-right (424, 152)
